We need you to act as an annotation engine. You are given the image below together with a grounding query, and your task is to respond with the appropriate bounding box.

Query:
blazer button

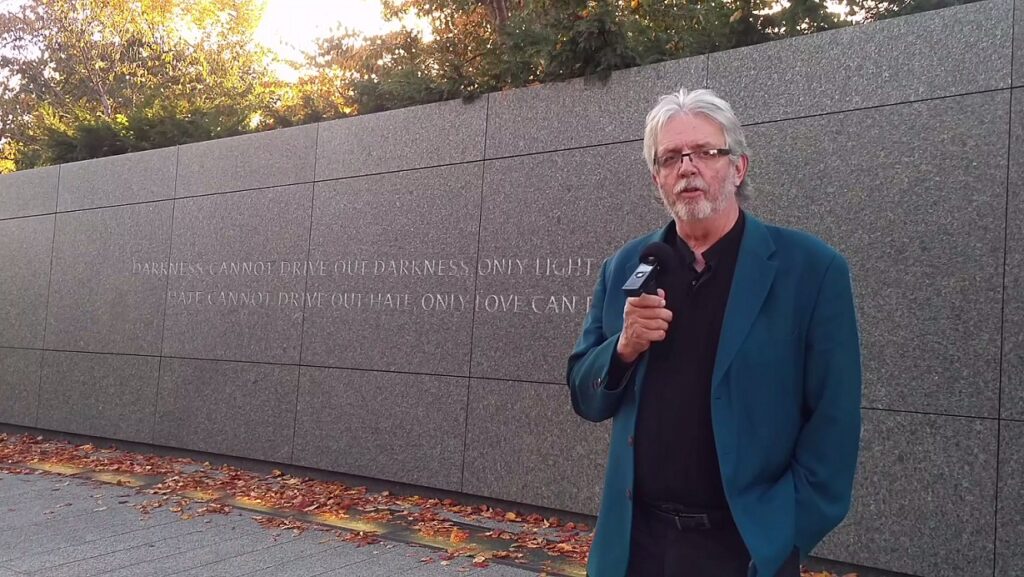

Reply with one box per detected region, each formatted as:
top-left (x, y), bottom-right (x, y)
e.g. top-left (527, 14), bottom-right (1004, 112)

top-left (592, 378), bottom-right (601, 389)
top-left (626, 489), bottom-right (633, 500)
top-left (627, 435), bottom-right (634, 447)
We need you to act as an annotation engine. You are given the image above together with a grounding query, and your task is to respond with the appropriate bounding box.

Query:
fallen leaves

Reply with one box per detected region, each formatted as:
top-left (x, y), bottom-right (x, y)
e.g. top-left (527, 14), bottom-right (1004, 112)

top-left (0, 433), bottom-right (602, 569)
top-left (253, 515), bottom-right (309, 535)
top-left (0, 434), bottom-right (190, 477)
top-left (338, 531), bottom-right (381, 547)
top-left (0, 433), bottom-right (851, 577)
top-left (472, 553), bottom-right (491, 568)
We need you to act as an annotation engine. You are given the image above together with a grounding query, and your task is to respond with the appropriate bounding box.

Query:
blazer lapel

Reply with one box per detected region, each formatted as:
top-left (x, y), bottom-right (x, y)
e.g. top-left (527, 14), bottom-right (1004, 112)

top-left (711, 214), bottom-right (777, 391)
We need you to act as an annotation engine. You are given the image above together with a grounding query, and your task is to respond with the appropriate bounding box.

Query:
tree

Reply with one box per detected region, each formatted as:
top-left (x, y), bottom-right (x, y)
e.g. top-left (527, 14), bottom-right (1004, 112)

top-left (0, 0), bottom-right (279, 171)
top-left (1, 0), bottom-right (982, 171)
top-left (287, 0), bottom-right (856, 118)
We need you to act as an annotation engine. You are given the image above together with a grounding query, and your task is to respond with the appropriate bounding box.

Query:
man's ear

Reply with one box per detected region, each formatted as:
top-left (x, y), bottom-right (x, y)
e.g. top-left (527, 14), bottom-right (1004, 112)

top-left (733, 154), bottom-right (749, 186)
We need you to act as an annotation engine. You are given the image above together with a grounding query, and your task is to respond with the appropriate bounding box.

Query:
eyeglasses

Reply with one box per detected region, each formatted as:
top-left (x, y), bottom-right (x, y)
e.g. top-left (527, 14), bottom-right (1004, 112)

top-left (656, 148), bottom-right (732, 171)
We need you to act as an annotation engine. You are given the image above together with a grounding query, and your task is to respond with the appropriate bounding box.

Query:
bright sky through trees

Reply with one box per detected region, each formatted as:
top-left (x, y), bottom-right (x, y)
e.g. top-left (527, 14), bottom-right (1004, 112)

top-left (254, 0), bottom-right (430, 81)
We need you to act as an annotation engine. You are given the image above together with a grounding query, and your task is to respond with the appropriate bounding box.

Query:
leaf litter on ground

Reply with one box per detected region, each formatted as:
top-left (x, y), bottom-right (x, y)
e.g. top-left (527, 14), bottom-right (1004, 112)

top-left (0, 433), bottom-right (847, 576)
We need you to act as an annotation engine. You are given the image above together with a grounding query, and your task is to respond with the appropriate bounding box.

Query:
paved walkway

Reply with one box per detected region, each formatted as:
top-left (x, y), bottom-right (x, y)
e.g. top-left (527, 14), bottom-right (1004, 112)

top-left (0, 472), bottom-right (540, 577)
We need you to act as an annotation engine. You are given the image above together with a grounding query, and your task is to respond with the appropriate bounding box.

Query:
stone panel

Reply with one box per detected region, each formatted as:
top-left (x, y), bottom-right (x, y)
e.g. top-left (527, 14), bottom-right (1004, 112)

top-left (0, 166), bottom-right (58, 220)
top-left (1015, 0), bottom-right (1022, 86)
top-left (45, 202), bottom-right (173, 355)
top-left (463, 379), bottom-right (610, 514)
top-left (316, 98), bottom-right (486, 181)
top-left (292, 368), bottom-right (467, 491)
top-left (161, 184), bottom-right (313, 364)
top-left (473, 142), bottom-right (666, 383)
top-left (176, 124), bottom-right (317, 198)
top-left (154, 358), bottom-right (297, 463)
top-left (708, 0), bottom-right (1012, 123)
top-left (57, 147), bottom-right (176, 211)
top-left (1003, 88), bottom-right (1024, 419)
top-left (301, 164), bottom-right (480, 375)
top-left (997, 420), bottom-right (1024, 575)
top-left (746, 91), bottom-right (1007, 418)
top-left (0, 215), bottom-right (53, 348)
top-left (485, 56), bottom-right (706, 158)
top-left (0, 348), bottom-right (42, 427)
top-left (36, 351), bottom-right (159, 443)
top-left (814, 409), bottom-right (997, 577)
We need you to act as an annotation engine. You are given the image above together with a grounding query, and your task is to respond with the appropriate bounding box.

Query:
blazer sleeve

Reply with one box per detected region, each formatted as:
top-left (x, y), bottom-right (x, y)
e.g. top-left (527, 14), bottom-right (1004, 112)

top-left (567, 258), bottom-right (632, 423)
top-left (792, 253), bottom-right (863, 556)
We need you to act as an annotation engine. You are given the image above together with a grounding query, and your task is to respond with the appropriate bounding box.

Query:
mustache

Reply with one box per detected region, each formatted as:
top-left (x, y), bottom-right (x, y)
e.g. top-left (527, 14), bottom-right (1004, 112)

top-left (673, 178), bottom-right (708, 194)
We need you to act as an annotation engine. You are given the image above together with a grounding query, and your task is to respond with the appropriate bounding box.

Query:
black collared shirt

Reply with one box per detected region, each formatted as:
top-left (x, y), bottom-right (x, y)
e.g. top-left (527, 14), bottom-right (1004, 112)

top-left (625, 211), bottom-right (746, 510)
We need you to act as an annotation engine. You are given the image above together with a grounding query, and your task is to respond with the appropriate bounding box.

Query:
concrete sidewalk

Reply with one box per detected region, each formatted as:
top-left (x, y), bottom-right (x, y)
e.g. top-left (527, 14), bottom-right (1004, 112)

top-left (0, 472), bottom-right (540, 577)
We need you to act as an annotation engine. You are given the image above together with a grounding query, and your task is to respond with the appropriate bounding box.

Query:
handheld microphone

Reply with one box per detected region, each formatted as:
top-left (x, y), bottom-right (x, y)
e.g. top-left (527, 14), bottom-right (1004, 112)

top-left (622, 241), bottom-right (673, 297)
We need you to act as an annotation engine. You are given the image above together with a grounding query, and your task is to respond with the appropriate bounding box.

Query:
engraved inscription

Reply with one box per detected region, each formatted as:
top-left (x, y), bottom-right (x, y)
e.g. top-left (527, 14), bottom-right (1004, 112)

top-left (137, 255), bottom-right (599, 315)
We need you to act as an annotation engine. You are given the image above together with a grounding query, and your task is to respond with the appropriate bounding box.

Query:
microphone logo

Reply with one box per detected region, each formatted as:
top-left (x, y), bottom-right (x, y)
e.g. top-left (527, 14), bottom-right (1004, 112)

top-left (622, 241), bottom-right (673, 297)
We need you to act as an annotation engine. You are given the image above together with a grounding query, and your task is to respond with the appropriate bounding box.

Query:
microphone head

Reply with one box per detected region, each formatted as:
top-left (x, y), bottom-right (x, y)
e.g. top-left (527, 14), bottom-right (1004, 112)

top-left (640, 241), bottom-right (674, 266)
top-left (622, 240), bottom-right (673, 297)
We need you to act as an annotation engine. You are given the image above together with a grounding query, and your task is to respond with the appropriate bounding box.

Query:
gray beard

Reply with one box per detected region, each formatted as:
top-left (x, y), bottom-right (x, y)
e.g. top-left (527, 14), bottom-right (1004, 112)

top-left (664, 182), bottom-right (732, 222)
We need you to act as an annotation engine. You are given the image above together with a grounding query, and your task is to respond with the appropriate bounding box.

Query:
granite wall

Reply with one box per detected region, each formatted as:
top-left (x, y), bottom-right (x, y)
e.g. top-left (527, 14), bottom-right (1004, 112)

top-left (0, 1), bottom-right (1020, 575)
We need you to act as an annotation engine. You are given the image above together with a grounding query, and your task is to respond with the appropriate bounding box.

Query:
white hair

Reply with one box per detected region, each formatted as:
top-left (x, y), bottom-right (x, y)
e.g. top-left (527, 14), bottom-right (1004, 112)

top-left (642, 88), bottom-right (750, 200)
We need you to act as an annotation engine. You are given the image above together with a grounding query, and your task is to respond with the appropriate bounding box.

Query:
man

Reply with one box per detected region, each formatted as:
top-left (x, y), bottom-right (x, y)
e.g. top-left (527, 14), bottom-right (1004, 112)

top-left (567, 88), bottom-right (861, 577)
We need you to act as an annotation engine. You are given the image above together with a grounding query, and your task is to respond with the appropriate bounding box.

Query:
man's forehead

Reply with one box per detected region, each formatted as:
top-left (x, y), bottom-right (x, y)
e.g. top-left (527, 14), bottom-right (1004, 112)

top-left (656, 113), bottom-right (725, 149)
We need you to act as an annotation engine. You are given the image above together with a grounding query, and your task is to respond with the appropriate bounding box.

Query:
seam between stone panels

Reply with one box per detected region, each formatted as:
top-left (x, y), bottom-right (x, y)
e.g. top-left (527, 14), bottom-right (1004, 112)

top-left (461, 96), bottom-right (489, 492)
top-left (0, 211), bottom-right (61, 223)
top-left (859, 405), bottom-right (1002, 421)
top-left (158, 147), bottom-right (180, 357)
top-left (1012, 0), bottom-right (1018, 89)
top-left (35, 165), bottom-right (61, 428)
top-left (290, 123), bottom-right (320, 464)
top-left (33, 329), bottom-right (46, 428)
top-left (51, 164), bottom-right (60, 213)
top-left (10, 346), bottom-right (1024, 419)
top-left (993, 420), bottom-right (1003, 577)
top-left (150, 358), bottom-right (163, 446)
top-left (993, 83), bottom-right (1014, 577)
top-left (741, 87), bottom-right (1012, 129)
top-left (40, 166), bottom-right (60, 351)
top-left (704, 53), bottom-right (710, 89)
top-left (152, 146), bottom-right (180, 444)
top-left (0, 88), bottom-right (1014, 228)
top-left (318, 88), bottom-right (1012, 169)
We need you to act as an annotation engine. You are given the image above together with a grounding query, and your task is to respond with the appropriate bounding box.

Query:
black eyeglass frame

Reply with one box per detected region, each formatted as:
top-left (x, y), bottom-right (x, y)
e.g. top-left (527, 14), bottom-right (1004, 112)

top-left (655, 148), bottom-right (733, 170)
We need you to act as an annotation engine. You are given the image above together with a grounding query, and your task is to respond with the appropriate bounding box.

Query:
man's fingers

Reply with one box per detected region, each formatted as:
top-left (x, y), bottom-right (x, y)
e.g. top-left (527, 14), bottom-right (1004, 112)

top-left (621, 289), bottom-right (671, 354)
top-left (635, 328), bottom-right (667, 342)
top-left (625, 305), bottom-right (673, 323)
top-left (634, 318), bottom-right (670, 332)
top-left (626, 293), bottom-right (667, 308)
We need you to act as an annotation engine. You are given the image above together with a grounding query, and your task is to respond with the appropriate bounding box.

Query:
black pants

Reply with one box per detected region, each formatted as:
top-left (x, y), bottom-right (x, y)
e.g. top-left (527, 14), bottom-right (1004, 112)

top-left (625, 505), bottom-right (801, 577)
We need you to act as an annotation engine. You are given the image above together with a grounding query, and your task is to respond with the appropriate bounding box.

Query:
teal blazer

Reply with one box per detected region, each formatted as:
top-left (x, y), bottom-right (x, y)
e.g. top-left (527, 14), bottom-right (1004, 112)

top-left (568, 214), bottom-right (861, 577)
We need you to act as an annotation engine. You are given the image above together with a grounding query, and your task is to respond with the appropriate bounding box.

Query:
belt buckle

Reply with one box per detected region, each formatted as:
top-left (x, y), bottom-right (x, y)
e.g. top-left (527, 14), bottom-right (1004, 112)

top-left (673, 513), bottom-right (711, 530)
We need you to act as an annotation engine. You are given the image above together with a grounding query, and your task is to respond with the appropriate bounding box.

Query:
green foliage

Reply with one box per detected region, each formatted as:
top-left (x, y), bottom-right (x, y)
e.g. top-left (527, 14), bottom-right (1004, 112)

top-left (0, 0), bottom-right (985, 173)
top-left (0, 0), bottom-right (278, 171)
top-left (288, 0), bottom-right (857, 119)
top-left (853, 0), bottom-right (978, 19)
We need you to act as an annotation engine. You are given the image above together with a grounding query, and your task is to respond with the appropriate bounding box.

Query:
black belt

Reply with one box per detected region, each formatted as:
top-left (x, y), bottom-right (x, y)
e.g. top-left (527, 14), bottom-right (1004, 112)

top-left (638, 499), bottom-right (736, 531)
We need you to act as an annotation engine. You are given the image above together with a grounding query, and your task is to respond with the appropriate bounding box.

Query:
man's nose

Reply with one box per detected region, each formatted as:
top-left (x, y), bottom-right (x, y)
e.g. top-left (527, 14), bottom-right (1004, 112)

top-left (677, 155), bottom-right (699, 176)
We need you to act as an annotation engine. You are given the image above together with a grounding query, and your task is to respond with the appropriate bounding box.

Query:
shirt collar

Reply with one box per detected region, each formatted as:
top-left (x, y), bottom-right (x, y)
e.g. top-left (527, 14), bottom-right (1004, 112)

top-left (672, 209), bottom-right (746, 266)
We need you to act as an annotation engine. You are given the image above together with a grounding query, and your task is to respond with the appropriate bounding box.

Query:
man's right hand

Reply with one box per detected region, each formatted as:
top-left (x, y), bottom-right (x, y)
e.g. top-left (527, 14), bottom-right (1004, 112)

top-left (616, 288), bottom-right (672, 364)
